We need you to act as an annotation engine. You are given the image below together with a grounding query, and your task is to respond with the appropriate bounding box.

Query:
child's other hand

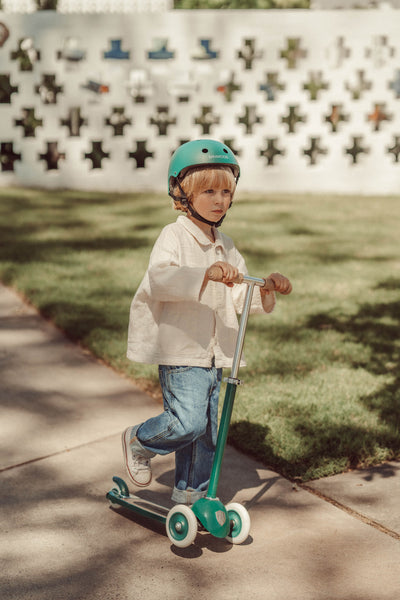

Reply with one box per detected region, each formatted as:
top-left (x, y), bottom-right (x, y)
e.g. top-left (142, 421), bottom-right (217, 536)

top-left (264, 273), bottom-right (292, 295)
top-left (208, 261), bottom-right (239, 287)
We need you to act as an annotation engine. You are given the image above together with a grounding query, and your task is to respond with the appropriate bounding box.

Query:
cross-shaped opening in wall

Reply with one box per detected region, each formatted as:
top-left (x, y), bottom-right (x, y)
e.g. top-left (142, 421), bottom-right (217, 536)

top-left (105, 107), bottom-right (132, 136)
top-left (150, 107), bottom-right (176, 136)
top-left (217, 72), bottom-right (241, 102)
top-left (0, 142), bottom-right (21, 171)
top-left (60, 107), bottom-right (87, 137)
top-left (303, 71), bottom-right (329, 101)
top-left (11, 37), bottom-right (40, 71)
top-left (259, 72), bottom-right (285, 102)
top-left (259, 138), bottom-right (285, 166)
top-left (39, 142), bottom-right (66, 170)
top-left (84, 141), bottom-right (110, 169)
top-left (14, 108), bottom-right (43, 137)
top-left (281, 106), bottom-right (306, 134)
top-left (345, 136), bottom-right (369, 164)
top-left (128, 140), bottom-right (154, 169)
top-left (367, 103), bottom-right (391, 132)
top-left (280, 38), bottom-right (307, 69)
top-left (303, 137), bottom-right (328, 165)
top-left (237, 39), bottom-right (262, 70)
top-left (35, 74), bottom-right (63, 104)
top-left (194, 106), bottom-right (220, 135)
top-left (237, 105), bottom-right (262, 135)
top-left (387, 136), bottom-right (400, 163)
top-left (0, 74), bottom-right (18, 103)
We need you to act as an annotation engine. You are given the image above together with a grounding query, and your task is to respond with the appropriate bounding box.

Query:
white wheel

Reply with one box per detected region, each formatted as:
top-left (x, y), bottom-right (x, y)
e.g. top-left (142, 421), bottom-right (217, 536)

top-left (225, 503), bottom-right (251, 544)
top-left (166, 504), bottom-right (198, 548)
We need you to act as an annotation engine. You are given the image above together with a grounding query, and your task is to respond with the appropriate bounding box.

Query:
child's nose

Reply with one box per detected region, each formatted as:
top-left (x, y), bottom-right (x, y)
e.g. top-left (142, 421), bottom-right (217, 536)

top-left (215, 191), bottom-right (226, 203)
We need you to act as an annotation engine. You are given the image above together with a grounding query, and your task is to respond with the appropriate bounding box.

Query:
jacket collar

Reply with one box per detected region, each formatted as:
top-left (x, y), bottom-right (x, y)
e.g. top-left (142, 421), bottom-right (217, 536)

top-left (177, 215), bottom-right (224, 248)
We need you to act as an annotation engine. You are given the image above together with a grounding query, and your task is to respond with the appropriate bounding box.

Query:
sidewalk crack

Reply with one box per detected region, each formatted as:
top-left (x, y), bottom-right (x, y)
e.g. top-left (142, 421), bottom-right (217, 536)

top-left (300, 483), bottom-right (400, 541)
top-left (0, 433), bottom-right (118, 473)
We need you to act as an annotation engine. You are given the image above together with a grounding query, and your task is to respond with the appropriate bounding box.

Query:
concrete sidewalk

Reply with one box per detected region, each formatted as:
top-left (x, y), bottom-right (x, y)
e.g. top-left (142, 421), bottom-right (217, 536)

top-left (0, 283), bottom-right (399, 600)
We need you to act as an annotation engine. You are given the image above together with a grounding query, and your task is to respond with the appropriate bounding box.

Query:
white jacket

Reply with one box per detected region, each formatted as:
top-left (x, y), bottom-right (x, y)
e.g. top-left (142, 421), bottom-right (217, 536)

top-left (127, 215), bottom-right (275, 368)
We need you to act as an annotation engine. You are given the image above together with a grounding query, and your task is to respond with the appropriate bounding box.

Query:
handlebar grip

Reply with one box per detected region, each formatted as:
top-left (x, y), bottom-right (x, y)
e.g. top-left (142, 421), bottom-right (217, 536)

top-left (207, 265), bottom-right (276, 291)
top-left (262, 278), bottom-right (276, 292)
top-left (207, 265), bottom-right (243, 284)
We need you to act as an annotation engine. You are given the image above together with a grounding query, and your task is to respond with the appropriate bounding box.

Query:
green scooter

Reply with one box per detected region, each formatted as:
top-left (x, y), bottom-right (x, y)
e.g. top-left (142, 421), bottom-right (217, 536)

top-left (107, 268), bottom-right (278, 548)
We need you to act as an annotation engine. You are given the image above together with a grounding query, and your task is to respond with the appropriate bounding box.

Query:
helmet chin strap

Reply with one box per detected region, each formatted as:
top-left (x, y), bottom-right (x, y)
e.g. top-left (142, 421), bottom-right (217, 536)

top-left (186, 202), bottom-right (226, 228)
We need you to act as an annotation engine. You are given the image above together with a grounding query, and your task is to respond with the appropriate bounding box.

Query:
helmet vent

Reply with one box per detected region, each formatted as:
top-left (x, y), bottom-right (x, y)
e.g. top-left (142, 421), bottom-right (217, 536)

top-left (202, 148), bottom-right (208, 153)
top-left (223, 148), bottom-right (228, 153)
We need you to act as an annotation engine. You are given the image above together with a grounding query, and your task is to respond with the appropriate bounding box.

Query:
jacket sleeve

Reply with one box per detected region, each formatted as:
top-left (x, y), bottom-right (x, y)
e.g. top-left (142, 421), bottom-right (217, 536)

top-left (147, 228), bottom-right (205, 302)
top-left (230, 247), bottom-right (276, 315)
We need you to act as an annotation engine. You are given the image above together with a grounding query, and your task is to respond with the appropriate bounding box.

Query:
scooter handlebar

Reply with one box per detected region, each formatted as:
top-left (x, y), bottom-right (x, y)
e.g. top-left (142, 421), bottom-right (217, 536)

top-left (207, 265), bottom-right (276, 292)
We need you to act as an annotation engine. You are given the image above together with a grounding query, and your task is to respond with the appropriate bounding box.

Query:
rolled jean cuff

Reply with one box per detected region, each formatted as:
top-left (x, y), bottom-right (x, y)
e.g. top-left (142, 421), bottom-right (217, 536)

top-left (130, 424), bottom-right (156, 459)
top-left (171, 486), bottom-right (207, 505)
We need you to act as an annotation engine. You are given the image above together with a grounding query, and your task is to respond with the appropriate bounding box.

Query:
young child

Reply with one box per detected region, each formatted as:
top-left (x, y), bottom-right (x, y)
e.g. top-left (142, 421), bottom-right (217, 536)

top-left (122, 139), bottom-right (292, 505)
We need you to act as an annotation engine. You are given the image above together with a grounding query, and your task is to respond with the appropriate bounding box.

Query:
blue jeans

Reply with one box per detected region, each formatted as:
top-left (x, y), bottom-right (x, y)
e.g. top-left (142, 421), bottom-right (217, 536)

top-left (129, 365), bottom-right (222, 504)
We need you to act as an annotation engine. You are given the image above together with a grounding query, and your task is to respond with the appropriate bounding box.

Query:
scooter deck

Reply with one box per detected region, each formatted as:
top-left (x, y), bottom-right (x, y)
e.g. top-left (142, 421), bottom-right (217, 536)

top-left (107, 480), bottom-right (168, 524)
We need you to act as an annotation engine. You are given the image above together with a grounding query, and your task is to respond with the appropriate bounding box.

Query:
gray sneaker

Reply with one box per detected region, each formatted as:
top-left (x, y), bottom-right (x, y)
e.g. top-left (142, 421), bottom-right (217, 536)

top-left (121, 427), bottom-right (152, 487)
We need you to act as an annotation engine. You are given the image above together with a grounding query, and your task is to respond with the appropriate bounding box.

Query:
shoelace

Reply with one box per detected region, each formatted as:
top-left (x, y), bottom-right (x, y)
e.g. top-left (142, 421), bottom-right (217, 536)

top-left (132, 455), bottom-right (150, 471)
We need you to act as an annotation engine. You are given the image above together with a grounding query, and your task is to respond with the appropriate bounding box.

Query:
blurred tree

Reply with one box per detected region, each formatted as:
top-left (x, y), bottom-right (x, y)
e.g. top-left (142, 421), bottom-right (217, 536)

top-left (36, 0), bottom-right (58, 8)
top-left (174, 0), bottom-right (310, 7)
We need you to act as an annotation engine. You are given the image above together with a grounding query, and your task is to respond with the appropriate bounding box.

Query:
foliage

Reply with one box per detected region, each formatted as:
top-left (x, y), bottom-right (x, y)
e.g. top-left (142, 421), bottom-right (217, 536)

top-left (36, 0), bottom-right (58, 8)
top-left (174, 0), bottom-right (310, 8)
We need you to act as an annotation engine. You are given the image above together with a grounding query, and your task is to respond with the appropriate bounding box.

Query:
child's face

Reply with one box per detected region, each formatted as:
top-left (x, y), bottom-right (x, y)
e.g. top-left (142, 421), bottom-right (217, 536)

top-left (191, 186), bottom-right (232, 224)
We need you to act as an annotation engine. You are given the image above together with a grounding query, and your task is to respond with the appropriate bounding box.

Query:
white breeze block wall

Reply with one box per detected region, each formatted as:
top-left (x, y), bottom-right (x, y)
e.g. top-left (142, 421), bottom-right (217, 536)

top-left (1, 0), bottom-right (172, 12)
top-left (0, 10), bottom-right (399, 194)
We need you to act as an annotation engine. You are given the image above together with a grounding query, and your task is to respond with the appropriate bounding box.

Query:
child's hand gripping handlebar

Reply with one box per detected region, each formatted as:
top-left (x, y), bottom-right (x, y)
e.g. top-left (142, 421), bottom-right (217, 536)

top-left (207, 264), bottom-right (292, 381)
top-left (207, 264), bottom-right (292, 295)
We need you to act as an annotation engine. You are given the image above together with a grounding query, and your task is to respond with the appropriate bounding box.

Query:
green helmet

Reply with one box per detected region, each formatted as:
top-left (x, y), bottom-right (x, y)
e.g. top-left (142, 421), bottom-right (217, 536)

top-left (168, 139), bottom-right (240, 195)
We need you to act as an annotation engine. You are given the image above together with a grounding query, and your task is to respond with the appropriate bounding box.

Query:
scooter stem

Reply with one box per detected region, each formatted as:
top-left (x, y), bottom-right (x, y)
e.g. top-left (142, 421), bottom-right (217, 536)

top-left (207, 281), bottom-right (257, 498)
top-left (231, 281), bottom-right (257, 379)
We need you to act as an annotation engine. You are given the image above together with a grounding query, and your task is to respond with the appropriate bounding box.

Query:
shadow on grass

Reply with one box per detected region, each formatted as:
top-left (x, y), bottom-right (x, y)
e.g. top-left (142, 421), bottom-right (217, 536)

top-left (39, 300), bottom-right (126, 342)
top-left (303, 278), bottom-right (399, 477)
top-left (230, 278), bottom-right (400, 481)
top-left (307, 278), bottom-right (400, 430)
top-left (0, 188), bottom-right (164, 268)
top-left (228, 418), bottom-right (399, 482)
top-left (0, 232), bottom-right (149, 264)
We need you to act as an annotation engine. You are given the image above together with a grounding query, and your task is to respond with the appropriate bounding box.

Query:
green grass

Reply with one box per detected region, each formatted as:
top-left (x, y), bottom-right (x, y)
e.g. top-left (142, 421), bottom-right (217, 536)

top-left (1, 187), bottom-right (399, 480)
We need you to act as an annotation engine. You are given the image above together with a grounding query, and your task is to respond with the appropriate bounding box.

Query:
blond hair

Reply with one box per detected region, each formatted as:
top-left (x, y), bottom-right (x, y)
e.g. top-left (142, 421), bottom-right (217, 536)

top-left (172, 165), bottom-right (236, 212)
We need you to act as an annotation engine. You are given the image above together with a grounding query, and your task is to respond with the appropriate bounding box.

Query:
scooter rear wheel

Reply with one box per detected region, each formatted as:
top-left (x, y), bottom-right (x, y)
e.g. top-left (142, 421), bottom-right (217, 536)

top-left (225, 502), bottom-right (251, 544)
top-left (166, 504), bottom-right (198, 548)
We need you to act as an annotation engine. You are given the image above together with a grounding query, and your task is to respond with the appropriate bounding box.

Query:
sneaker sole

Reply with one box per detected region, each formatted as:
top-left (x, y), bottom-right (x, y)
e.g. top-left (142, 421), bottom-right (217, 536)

top-left (121, 429), bottom-right (152, 487)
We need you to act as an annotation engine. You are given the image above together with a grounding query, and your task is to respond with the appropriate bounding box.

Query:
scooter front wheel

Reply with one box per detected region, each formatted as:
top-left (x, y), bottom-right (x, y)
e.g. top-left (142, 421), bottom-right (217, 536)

top-left (166, 505), bottom-right (198, 548)
top-left (225, 502), bottom-right (251, 544)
